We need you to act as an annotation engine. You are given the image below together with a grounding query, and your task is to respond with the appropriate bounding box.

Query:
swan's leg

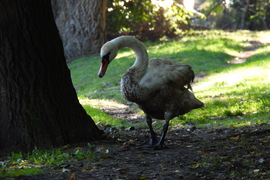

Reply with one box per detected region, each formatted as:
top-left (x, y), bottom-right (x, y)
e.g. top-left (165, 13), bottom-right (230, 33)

top-left (146, 115), bottom-right (157, 146)
top-left (154, 119), bottom-right (170, 150)
top-left (154, 111), bottom-right (173, 149)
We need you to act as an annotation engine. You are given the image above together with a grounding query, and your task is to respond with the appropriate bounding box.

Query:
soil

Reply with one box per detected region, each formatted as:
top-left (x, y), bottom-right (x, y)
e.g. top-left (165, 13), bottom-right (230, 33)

top-left (14, 124), bottom-right (270, 180)
top-left (13, 39), bottom-right (270, 180)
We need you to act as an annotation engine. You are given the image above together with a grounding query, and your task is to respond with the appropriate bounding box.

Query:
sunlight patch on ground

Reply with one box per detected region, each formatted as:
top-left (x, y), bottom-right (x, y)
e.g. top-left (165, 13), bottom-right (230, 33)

top-left (255, 32), bottom-right (270, 44)
top-left (195, 67), bottom-right (269, 92)
top-left (79, 98), bottom-right (128, 110)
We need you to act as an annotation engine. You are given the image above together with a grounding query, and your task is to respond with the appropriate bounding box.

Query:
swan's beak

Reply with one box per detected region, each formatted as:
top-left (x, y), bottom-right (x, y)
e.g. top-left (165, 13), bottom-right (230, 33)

top-left (98, 58), bottom-right (110, 78)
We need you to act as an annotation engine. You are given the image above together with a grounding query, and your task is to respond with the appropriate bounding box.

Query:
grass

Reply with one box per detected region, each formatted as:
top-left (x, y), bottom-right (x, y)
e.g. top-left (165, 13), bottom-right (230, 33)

top-left (68, 30), bottom-right (270, 128)
top-left (0, 146), bottom-right (96, 178)
top-left (179, 43), bottom-right (270, 127)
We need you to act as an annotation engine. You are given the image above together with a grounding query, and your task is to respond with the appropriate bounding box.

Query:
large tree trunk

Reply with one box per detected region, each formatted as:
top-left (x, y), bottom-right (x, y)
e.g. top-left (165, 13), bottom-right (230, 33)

top-left (0, 0), bottom-right (103, 153)
top-left (51, 0), bottom-right (107, 61)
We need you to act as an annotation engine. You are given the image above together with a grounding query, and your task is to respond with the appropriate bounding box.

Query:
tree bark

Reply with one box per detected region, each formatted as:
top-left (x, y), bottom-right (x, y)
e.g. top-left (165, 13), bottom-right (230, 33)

top-left (51, 0), bottom-right (107, 61)
top-left (239, 0), bottom-right (250, 29)
top-left (0, 0), bottom-right (103, 153)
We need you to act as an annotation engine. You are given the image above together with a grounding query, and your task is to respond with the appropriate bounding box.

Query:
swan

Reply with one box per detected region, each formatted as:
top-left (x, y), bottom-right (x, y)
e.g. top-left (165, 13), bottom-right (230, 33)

top-left (98, 36), bottom-right (204, 149)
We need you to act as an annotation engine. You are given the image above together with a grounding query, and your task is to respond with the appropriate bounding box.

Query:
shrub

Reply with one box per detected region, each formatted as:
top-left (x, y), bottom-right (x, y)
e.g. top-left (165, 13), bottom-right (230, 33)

top-left (106, 0), bottom-right (196, 41)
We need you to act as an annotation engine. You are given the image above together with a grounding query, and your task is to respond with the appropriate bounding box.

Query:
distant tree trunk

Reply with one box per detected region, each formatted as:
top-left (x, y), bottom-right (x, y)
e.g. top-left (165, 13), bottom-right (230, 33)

top-left (265, 3), bottom-right (270, 30)
top-left (239, 0), bottom-right (249, 29)
top-left (51, 0), bottom-right (107, 61)
top-left (0, 0), bottom-right (103, 153)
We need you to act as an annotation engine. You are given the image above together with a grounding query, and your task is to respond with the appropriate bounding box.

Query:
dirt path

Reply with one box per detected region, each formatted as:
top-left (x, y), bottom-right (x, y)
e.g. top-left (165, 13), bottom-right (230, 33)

top-left (19, 125), bottom-right (270, 179)
top-left (229, 40), bottom-right (267, 64)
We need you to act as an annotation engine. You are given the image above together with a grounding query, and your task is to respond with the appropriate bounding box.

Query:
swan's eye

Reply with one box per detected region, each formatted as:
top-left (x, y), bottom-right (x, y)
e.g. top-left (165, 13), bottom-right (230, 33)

top-left (102, 52), bottom-right (110, 62)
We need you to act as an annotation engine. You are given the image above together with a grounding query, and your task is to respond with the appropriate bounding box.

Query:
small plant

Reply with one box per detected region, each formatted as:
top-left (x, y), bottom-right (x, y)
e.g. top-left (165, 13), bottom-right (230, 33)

top-left (0, 146), bottom-right (96, 178)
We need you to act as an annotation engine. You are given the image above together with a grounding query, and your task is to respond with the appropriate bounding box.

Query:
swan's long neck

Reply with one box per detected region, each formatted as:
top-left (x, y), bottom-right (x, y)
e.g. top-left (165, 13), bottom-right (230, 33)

top-left (115, 36), bottom-right (148, 73)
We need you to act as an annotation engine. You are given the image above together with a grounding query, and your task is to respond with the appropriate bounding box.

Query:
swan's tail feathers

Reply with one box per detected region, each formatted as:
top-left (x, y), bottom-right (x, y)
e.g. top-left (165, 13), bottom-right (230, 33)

top-left (187, 83), bottom-right (193, 91)
top-left (179, 65), bottom-right (195, 91)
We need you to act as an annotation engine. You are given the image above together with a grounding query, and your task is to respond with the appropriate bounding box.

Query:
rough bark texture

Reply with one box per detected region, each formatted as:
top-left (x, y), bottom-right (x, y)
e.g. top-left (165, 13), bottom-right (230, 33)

top-left (0, 0), bottom-right (103, 153)
top-left (51, 0), bottom-right (107, 61)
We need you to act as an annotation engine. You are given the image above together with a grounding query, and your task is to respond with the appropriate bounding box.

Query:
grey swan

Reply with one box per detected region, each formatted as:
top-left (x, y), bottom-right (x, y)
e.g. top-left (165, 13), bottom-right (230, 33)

top-left (98, 36), bottom-right (204, 149)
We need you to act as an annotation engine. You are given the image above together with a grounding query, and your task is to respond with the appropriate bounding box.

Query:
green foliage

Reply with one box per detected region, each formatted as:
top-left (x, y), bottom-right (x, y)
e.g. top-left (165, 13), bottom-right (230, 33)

top-left (245, 0), bottom-right (270, 30)
top-left (198, 0), bottom-right (270, 30)
top-left (106, 0), bottom-right (197, 40)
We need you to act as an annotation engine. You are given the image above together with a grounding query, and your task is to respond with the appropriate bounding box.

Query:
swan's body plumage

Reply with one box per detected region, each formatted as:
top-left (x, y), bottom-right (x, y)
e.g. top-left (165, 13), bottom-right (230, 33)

top-left (99, 36), bottom-right (204, 149)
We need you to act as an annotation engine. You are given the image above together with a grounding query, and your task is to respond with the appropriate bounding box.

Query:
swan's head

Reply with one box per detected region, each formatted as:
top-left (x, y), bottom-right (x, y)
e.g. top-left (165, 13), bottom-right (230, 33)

top-left (98, 40), bottom-right (118, 78)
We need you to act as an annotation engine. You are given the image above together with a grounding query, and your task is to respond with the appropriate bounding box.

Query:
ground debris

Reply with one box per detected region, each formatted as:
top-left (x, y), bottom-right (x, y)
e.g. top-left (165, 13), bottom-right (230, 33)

top-left (14, 123), bottom-right (270, 180)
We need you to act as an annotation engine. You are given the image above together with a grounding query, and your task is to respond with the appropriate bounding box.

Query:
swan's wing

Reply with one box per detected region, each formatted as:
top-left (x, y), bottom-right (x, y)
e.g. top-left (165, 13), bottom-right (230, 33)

top-left (139, 58), bottom-right (194, 90)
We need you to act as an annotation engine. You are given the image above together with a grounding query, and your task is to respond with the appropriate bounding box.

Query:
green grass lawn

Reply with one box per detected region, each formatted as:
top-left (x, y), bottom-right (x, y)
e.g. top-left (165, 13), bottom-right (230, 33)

top-left (68, 30), bottom-right (270, 128)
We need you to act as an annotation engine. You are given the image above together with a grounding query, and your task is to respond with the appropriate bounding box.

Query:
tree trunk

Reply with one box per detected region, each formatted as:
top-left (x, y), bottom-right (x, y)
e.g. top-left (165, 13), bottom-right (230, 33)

top-left (51, 0), bottom-right (107, 61)
top-left (239, 0), bottom-right (250, 29)
top-left (0, 0), bottom-right (103, 153)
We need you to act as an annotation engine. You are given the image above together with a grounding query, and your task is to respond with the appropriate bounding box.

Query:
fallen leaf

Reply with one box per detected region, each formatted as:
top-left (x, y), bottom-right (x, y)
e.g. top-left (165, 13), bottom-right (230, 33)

top-left (254, 169), bottom-right (260, 173)
top-left (138, 154), bottom-right (145, 158)
top-left (230, 136), bottom-right (239, 140)
top-left (99, 146), bottom-right (105, 150)
top-left (81, 168), bottom-right (88, 172)
top-left (116, 167), bottom-right (130, 174)
top-left (62, 168), bottom-right (70, 172)
top-left (70, 174), bottom-right (75, 180)
top-left (100, 154), bottom-right (112, 159)
top-left (63, 145), bottom-right (70, 149)
top-left (120, 145), bottom-right (130, 149)
top-left (71, 169), bottom-right (80, 172)
top-left (202, 153), bottom-right (210, 156)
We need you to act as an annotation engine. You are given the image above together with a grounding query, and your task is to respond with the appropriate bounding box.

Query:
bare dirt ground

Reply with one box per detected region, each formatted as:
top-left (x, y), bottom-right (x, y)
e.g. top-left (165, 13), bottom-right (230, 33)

top-left (15, 125), bottom-right (270, 180)
top-left (14, 39), bottom-right (270, 180)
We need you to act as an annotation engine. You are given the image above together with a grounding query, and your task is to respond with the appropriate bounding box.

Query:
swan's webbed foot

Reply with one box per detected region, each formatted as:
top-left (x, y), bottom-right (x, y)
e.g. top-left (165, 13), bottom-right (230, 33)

top-left (142, 115), bottom-right (170, 150)
top-left (153, 143), bottom-right (167, 150)
top-left (148, 134), bottom-right (158, 146)
top-left (140, 133), bottom-right (158, 147)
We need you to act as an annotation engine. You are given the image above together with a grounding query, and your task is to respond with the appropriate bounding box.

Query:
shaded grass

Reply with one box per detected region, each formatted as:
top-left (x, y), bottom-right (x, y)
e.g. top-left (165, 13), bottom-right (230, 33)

top-left (0, 147), bottom-right (95, 178)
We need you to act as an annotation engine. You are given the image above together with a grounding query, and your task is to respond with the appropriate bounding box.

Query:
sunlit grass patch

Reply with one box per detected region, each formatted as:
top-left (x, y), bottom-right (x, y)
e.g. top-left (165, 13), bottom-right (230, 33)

top-left (177, 44), bottom-right (270, 127)
top-left (80, 98), bottom-right (131, 126)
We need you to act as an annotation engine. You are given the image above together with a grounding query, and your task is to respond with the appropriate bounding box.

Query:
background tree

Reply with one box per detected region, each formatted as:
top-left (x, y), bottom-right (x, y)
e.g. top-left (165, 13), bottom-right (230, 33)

top-left (51, 0), bottom-right (107, 61)
top-left (106, 0), bottom-right (195, 41)
top-left (0, 0), bottom-right (103, 153)
top-left (195, 0), bottom-right (270, 30)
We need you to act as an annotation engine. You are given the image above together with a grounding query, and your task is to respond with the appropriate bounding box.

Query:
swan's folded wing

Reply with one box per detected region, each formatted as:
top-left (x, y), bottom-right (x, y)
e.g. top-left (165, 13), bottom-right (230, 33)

top-left (139, 58), bottom-right (194, 91)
